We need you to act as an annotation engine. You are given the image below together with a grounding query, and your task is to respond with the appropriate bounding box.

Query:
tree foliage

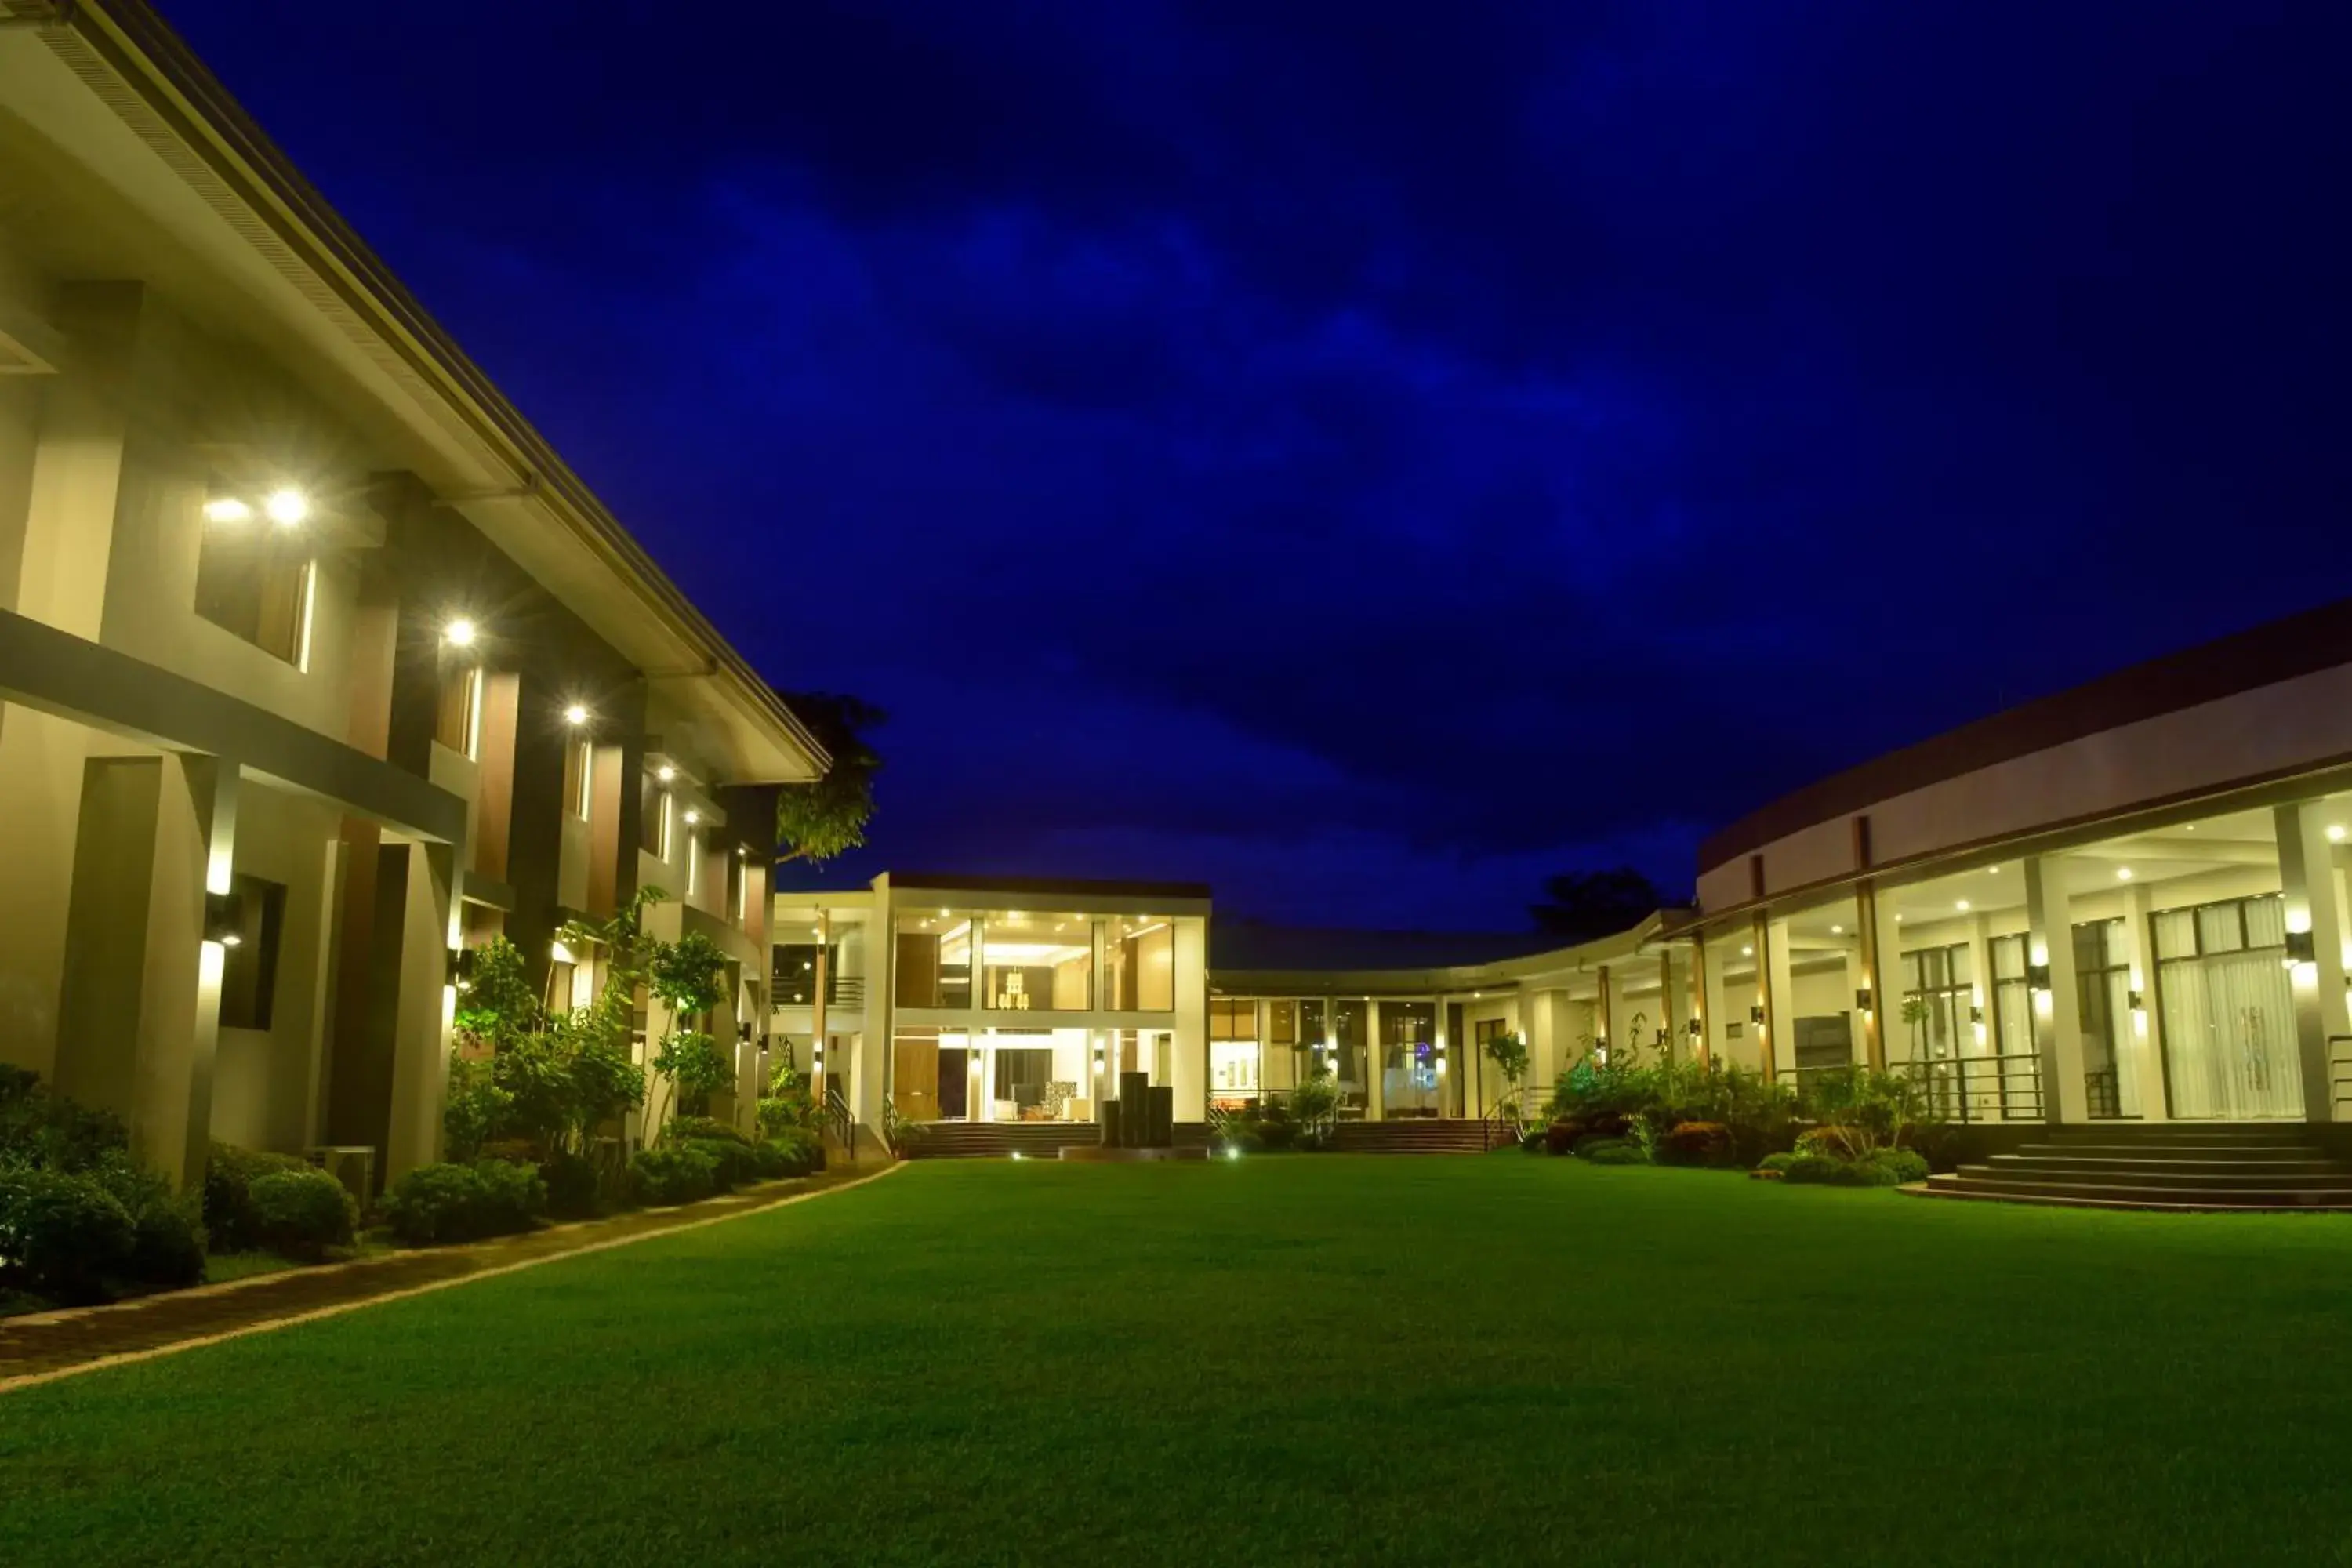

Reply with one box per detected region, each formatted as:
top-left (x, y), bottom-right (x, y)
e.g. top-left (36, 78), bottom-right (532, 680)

top-left (1528, 866), bottom-right (1666, 942)
top-left (773, 691), bottom-right (884, 865)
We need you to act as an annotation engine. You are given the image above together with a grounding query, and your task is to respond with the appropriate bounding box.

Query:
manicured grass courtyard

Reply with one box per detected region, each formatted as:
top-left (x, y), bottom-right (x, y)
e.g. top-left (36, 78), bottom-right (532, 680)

top-left (6, 1156), bottom-right (2352, 1564)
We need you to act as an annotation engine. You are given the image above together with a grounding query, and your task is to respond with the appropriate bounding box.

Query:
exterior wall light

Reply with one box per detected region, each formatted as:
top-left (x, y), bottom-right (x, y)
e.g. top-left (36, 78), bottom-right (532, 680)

top-left (263, 488), bottom-right (309, 527)
top-left (1855, 988), bottom-right (1873, 1011)
top-left (683, 809), bottom-right (700, 826)
top-left (657, 764), bottom-right (676, 782)
top-left (203, 890), bottom-right (245, 946)
top-left (563, 703), bottom-right (590, 727)
top-left (2284, 929), bottom-right (2318, 965)
top-left (1749, 1006), bottom-right (1766, 1025)
top-left (443, 617), bottom-right (477, 648)
top-left (447, 946), bottom-right (477, 985)
top-left (2027, 964), bottom-right (2052, 991)
top-left (1686, 1018), bottom-right (1703, 1037)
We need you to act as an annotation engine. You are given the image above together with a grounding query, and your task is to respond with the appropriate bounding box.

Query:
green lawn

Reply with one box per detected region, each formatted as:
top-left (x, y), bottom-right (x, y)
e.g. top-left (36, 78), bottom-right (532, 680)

top-left (6, 1157), bottom-right (2352, 1565)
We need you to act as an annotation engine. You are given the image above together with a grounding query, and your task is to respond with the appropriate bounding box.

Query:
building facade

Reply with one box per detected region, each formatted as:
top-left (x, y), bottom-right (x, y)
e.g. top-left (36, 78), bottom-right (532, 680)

top-left (0, 2), bottom-right (822, 1189)
top-left (801, 604), bottom-right (2352, 1144)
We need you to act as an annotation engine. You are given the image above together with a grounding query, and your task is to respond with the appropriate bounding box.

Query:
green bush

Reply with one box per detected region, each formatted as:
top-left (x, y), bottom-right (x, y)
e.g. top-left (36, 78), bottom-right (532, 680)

top-left (247, 1168), bottom-right (357, 1261)
top-left (1657, 1121), bottom-right (1736, 1167)
top-left (1756, 1151), bottom-right (1799, 1175)
top-left (379, 1160), bottom-right (545, 1247)
top-left (0, 1166), bottom-right (135, 1303)
top-left (668, 1115), bottom-right (750, 1147)
top-left (1867, 1147), bottom-right (1931, 1185)
top-left (0, 1073), bottom-right (131, 1174)
top-left (762, 1127), bottom-right (825, 1176)
top-left (685, 1137), bottom-right (760, 1192)
top-left (539, 1151), bottom-right (601, 1219)
top-left (203, 1142), bottom-right (312, 1252)
top-left (629, 1145), bottom-right (718, 1207)
top-left (1782, 1152), bottom-right (1904, 1187)
top-left (1581, 1138), bottom-right (1650, 1166)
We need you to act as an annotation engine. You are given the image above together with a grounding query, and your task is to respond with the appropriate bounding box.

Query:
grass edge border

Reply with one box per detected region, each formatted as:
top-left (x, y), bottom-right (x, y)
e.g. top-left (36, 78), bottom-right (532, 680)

top-left (0, 1161), bottom-right (907, 1398)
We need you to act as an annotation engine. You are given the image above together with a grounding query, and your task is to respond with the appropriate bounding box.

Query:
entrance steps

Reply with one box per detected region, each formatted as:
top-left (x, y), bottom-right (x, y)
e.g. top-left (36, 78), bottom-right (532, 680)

top-left (902, 1121), bottom-right (1210, 1160)
top-left (1913, 1124), bottom-right (2352, 1211)
top-left (1328, 1118), bottom-right (1499, 1156)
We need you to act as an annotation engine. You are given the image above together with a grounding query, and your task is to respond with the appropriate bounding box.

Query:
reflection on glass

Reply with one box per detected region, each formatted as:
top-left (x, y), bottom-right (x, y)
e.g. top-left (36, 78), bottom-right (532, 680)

top-left (894, 913), bottom-right (972, 1007)
top-left (1105, 916), bottom-right (1175, 1011)
top-left (982, 913), bottom-right (1093, 1011)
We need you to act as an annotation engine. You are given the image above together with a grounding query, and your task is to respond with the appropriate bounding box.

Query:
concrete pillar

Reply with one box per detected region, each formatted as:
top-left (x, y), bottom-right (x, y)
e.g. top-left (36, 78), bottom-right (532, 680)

top-left (1657, 952), bottom-right (1677, 1064)
top-left (2023, 855), bottom-right (2089, 1124)
top-left (2119, 881), bottom-right (2169, 1122)
top-left (0, 285), bottom-right (147, 1076)
top-left (1594, 965), bottom-right (1613, 1058)
top-left (1855, 884), bottom-right (1887, 1070)
top-left (1688, 931), bottom-right (1711, 1067)
top-left (1365, 1000), bottom-right (1385, 1121)
top-left (1524, 988), bottom-right (1563, 1091)
top-left (2274, 802), bottom-right (2348, 1124)
top-left (1762, 915), bottom-right (1794, 1083)
top-left (326, 834), bottom-right (456, 1184)
top-left (51, 752), bottom-right (235, 1189)
top-left (1172, 916), bottom-right (1207, 1122)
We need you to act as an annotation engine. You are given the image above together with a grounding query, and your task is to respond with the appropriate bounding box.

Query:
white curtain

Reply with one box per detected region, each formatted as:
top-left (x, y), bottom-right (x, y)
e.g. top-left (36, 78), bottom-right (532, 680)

top-left (2158, 903), bottom-right (2303, 1120)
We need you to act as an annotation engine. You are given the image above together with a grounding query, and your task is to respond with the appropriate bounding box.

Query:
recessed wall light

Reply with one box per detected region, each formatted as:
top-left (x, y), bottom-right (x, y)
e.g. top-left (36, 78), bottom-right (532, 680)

top-left (1830, 924), bottom-right (1844, 935)
top-left (2330, 825), bottom-right (2347, 844)
top-left (657, 764), bottom-right (677, 782)
top-left (202, 495), bottom-right (252, 524)
top-left (1740, 945), bottom-right (1754, 957)
top-left (683, 809), bottom-right (700, 826)
top-left (263, 488), bottom-right (308, 527)
top-left (443, 617), bottom-right (477, 648)
top-left (2116, 867), bottom-right (2134, 881)
top-left (1955, 899), bottom-right (1971, 912)
top-left (563, 703), bottom-right (590, 727)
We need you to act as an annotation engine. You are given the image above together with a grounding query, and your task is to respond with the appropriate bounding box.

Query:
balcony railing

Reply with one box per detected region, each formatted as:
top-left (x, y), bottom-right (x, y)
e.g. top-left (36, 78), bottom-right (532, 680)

top-left (1778, 1053), bottom-right (2044, 1123)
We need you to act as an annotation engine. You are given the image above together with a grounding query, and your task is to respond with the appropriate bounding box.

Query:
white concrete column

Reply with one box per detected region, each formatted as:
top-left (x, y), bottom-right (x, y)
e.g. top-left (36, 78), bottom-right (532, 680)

top-left (1365, 1000), bottom-right (1385, 1120)
top-left (0, 285), bottom-right (148, 1076)
top-left (383, 840), bottom-right (456, 1178)
top-left (853, 894), bottom-right (891, 1138)
top-left (1762, 915), bottom-right (1795, 1083)
top-left (2274, 802), bottom-right (2349, 1123)
top-left (1172, 915), bottom-right (1207, 1122)
top-left (2023, 855), bottom-right (2089, 1124)
top-left (2119, 881), bottom-right (2169, 1122)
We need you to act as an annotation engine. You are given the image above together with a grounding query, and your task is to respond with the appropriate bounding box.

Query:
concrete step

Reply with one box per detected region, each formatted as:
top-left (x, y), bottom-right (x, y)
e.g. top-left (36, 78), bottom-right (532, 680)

top-left (1925, 1172), bottom-right (2352, 1208)
top-left (2001, 1150), bottom-right (2342, 1173)
top-left (1908, 1181), bottom-right (2352, 1214)
top-left (1967, 1160), bottom-right (2352, 1189)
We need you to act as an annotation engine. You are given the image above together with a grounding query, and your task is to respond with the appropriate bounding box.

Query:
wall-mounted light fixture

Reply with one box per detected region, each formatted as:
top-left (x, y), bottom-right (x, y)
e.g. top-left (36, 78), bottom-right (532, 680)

top-left (1854, 988), bottom-right (1873, 1011)
top-left (1686, 1018), bottom-right (1703, 1037)
top-left (562, 703), bottom-right (590, 727)
top-left (2127, 989), bottom-right (2145, 1010)
top-left (203, 480), bottom-right (310, 528)
top-left (442, 617), bottom-right (477, 648)
top-left (2027, 964), bottom-right (2052, 991)
top-left (263, 488), bottom-right (309, 527)
top-left (737, 1020), bottom-right (753, 1043)
top-left (203, 890), bottom-right (245, 946)
top-left (682, 809), bottom-right (700, 826)
top-left (657, 764), bottom-right (677, 782)
top-left (2285, 929), bottom-right (2318, 965)
top-left (1969, 1005), bottom-right (1984, 1025)
top-left (1749, 1005), bottom-right (1766, 1025)
top-left (446, 946), bottom-right (477, 986)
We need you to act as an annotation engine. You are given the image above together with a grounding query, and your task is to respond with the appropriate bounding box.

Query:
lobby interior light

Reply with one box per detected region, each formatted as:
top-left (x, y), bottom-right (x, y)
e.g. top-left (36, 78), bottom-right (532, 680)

top-left (202, 494), bottom-right (252, 524)
top-left (2330, 824), bottom-right (2347, 844)
top-left (1955, 899), bottom-right (1972, 912)
top-left (1740, 945), bottom-right (1753, 957)
top-left (563, 702), bottom-right (590, 727)
top-left (263, 487), bottom-right (309, 527)
top-left (442, 617), bottom-right (477, 648)
top-left (2116, 866), bottom-right (2134, 881)
top-left (1830, 924), bottom-right (1843, 935)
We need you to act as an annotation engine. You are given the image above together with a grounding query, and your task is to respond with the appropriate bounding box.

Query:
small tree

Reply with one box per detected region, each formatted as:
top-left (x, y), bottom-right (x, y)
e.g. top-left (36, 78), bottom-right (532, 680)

top-left (1481, 1030), bottom-right (1531, 1130)
top-left (648, 931), bottom-right (731, 1127)
top-left (774, 691), bottom-right (884, 866)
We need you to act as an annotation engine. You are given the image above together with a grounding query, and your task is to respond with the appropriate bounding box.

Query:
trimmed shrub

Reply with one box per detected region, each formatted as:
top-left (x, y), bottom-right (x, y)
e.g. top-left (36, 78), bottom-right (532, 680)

top-left (0, 1167), bottom-right (135, 1303)
top-left (1658, 1121), bottom-right (1735, 1167)
top-left (539, 1150), bottom-right (601, 1219)
top-left (1867, 1147), bottom-right (1931, 1185)
top-left (1756, 1151), bottom-right (1799, 1175)
top-left (203, 1142), bottom-right (312, 1252)
top-left (379, 1160), bottom-right (545, 1247)
top-left (1782, 1152), bottom-right (1904, 1187)
top-left (687, 1137), bottom-right (760, 1192)
top-left (629, 1145), bottom-right (718, 1207)
top-left (248, 1168), bottom-right (358, 1261)
top-left (1581, 1138), bottom-right (1650, 1166)
top-left (468, 1159), bottom-right (548, 1235)
top-left (667, 1115), bottom-right (750, 1147)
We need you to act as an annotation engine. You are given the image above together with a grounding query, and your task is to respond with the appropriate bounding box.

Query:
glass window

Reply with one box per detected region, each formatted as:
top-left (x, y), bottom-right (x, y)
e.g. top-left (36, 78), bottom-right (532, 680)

top-left (894, 913), bottom-right (974, 1008)
top-left (890, 1025), bottom-right (942, 1121)
top-left (564, 739), bottom-right (593, 821)
top-left (1210, 998), bottom-right (1258, 1039)
top-left (194, 521), bottom-right (310, 665)
top-left (2197, 904), bottom-right (2245, 954)
top-left (435, 665), bottom-right (483, 757)
top-left (2156, 895), bottom-right (2298, 1120)
top-left (1105, 917), bottom-right (1175, 1011)
top-left (216, 873), bottom-right (286, 1031)
top-left (982, 913), bottom-right (1092, 1011)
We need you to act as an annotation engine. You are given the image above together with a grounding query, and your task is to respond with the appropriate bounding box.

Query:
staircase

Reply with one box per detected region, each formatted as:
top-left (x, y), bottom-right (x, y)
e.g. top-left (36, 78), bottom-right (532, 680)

top-left (1328, 1118), bottom-right (1498, 1156)
top-left (902, 1121), bottom-right (1211, 1160)
top-left (1915, 1125), bottom-right (2352, 1211)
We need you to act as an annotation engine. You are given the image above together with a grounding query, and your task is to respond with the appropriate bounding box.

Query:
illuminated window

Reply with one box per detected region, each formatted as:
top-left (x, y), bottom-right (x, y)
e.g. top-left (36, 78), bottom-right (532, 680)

top-left (435, 665), bottom-right (484, 759)
top-left (194, 525), bottom-right (310, 665)
top-left (684, 830), bottom-right (700, 897)
top-left (1105, 917), bottom-right (1174, 1011)
top-left (564, 739), bottom-right (593, 821)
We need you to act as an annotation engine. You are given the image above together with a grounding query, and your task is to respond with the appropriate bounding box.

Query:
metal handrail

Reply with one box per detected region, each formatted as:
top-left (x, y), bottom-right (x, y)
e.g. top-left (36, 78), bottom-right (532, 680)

top-left (1778, 1054), bottom-right (2043, 1123)
top-left (824, 1083), bottom-right (855, 1158)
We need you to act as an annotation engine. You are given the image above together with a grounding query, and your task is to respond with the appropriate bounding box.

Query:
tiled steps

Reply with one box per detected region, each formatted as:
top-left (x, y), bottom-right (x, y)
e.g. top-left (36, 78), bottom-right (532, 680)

top-left (902, 1121), bottom-right (1209, 1160)
top-left (1327, 1118), bottom-right (1499, 1155)
top-left (1912, 1126), bottom-right (2352, 1211)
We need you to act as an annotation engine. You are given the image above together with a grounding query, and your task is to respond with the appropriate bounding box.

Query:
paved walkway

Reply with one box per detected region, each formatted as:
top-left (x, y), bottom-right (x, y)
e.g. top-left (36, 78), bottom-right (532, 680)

top-left (0, 1162), bottom-right (900, 1389)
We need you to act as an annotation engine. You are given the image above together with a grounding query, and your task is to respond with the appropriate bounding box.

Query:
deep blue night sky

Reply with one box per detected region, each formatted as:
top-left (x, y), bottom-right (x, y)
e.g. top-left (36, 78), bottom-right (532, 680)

top-left (162, 2), bottom-right (2350, 929)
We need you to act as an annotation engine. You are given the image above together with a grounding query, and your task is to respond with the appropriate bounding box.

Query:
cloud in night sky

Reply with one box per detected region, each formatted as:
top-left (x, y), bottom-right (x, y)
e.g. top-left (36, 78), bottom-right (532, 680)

top-left (162, 0), bottom-right (2352, 927)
